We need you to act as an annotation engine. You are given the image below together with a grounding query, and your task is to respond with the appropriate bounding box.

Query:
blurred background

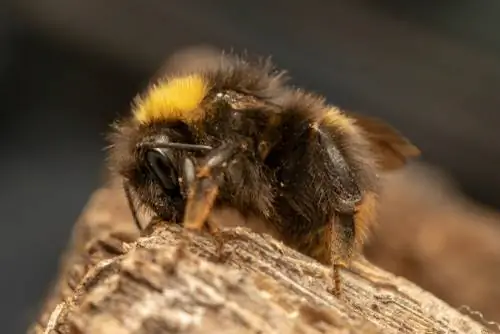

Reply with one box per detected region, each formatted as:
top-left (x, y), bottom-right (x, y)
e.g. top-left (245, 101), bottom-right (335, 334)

top-left (2, 0), bottom-right (500, 332)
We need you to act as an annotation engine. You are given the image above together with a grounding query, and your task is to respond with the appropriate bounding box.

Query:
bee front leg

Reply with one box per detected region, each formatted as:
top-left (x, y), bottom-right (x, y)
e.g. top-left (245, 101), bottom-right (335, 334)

top-left (205, 216), bottom-right (231, 263)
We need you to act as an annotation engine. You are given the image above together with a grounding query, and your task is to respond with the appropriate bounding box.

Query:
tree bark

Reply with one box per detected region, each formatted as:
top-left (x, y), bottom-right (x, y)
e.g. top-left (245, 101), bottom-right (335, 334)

top-left (29, 184), bottom-right (492, 334)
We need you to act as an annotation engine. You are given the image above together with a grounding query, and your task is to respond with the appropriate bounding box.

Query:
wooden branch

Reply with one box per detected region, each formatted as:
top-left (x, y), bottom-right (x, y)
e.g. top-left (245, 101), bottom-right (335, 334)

top-left (29, 184), bottom-right (491, 334)
top-left (366, 165), bottom-right (500, 329)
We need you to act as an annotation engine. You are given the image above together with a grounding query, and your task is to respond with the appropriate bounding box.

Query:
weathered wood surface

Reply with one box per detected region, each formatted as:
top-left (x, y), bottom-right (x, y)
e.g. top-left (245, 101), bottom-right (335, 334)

top-left (29, 183), bottom-right (492, 334)
top-left (365, 165), bottom-right (500, 329)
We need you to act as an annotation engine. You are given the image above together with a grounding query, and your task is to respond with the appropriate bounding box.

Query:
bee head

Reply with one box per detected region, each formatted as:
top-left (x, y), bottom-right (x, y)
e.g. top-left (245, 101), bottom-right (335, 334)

top-left (107, 52), bottom-right (286, 225)
top-left (107, 119), bottom-right (200, 222)
top-left (108, 114), bottom-right (278, 227)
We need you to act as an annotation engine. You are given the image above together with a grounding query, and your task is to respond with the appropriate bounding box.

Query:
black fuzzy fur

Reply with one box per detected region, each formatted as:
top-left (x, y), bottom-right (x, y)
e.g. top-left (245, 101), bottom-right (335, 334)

top-left (107, 47), bottom-right (384, 266)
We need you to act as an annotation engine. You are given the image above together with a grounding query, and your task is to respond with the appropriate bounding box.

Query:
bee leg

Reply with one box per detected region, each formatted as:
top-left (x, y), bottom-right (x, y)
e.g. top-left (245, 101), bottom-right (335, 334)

top-left (338, 194), bottom-right (401, 294)
top-left (329, 260), bottom-right (348, 298)
top-left (328, 248), bottom-right (400, 298)
top-left (329, 214), bottom-right (402, 295)
top-left (330, 263), bottom-right (345, 298)
top-left (173, 227), bottom-right (193, 265)
top-left (182, 142), bottom-right (240, 231)
top-left (328, 213), bottom-right (356, 298)
top-left (205, 216), bottom-right (230, 262)
top-left (183, 175), bottom-right (220, 232)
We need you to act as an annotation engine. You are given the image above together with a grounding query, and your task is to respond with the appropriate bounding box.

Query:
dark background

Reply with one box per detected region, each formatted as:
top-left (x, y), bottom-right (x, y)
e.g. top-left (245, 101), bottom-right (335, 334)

top-left (2, 0), bottom-right (500, 333)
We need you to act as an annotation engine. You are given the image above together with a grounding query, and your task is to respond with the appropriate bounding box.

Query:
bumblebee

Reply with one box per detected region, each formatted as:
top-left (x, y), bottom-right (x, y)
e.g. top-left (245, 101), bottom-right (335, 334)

top-left (107, 46), bottom-right (420, 296)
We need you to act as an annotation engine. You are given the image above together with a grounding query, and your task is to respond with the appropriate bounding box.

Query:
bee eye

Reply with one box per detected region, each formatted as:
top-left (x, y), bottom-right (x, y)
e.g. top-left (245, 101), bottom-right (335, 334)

top-left (146, 148), bottom-right (178, 191)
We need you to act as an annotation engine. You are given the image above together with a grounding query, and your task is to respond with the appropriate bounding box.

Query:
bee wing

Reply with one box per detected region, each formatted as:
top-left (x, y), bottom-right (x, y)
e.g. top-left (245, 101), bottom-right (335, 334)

top-left (349, 113), bottom-right (421, 170)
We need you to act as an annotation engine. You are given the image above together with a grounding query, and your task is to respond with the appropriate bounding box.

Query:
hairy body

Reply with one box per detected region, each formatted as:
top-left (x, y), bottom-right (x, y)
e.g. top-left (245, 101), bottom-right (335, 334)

top-left (107, 46), bottom-right (420, 295)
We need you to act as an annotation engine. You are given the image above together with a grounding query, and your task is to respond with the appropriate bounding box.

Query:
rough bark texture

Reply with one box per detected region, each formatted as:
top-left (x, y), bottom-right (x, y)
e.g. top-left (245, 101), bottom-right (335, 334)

top-left (29, 179), bottom-right (493, 334)
top-left (365, 164), bottom-right (500, 329)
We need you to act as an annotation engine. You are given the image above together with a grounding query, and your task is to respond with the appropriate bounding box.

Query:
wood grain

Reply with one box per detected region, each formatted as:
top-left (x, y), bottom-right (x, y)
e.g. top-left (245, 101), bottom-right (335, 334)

top-left (28, 183), bottom-right (491, 334)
